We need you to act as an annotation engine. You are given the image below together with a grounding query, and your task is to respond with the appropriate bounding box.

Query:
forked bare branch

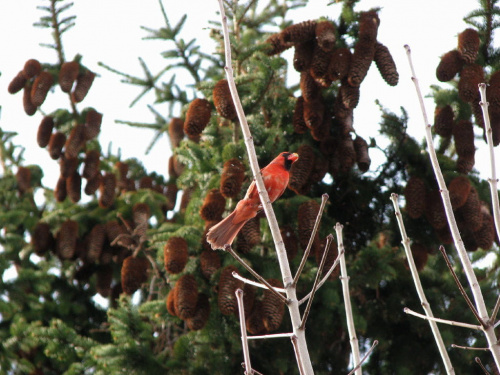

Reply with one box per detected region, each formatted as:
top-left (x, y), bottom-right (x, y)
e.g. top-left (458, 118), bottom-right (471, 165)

top-left (235, 289), bottom-right (253, 374)
top-left (404, 308), bottom-right (483, 331)
top-left (232, 271), bottom-right (287, 293)
top-left (346, 340), bottom-right (379, 375)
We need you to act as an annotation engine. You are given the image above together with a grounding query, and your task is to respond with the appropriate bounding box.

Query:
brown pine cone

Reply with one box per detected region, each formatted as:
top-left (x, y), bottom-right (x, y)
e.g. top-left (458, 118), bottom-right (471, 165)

top-left (82, 150), bottom-right (101, 179)
top-left (184, 98), bottom-right (212, 137)
top-left (32, 222), bottom-right (54, 256)
top-left (99, 172), bottom-right (117, 208)
top-left (453, 119), bottom-right (475, 159)
top-left (288, 144), bottom-right (314, 194)
top-left (121, 256), bottom-right (149, 295)
top-left (281, 20), bottom-right (317, 44)
top-left (200, 249), bottom-right (221, 279)
top-left (200, 188), bottom-right (226, 222)
top-left (328, 48), bottom-right (351, 82)
top-left (186, 293), bottom-right (210, 330)
top-left (458, 28), bottom-right (480, 64)
top-left (213, 79), bottom-right (237, 120)
top-left (72, 70), bottom-right (95, 103)
top-left (31, 71), bottom-right (53, 107)
top-left (293, 41), bottom-right (314, 72)
top-left (264, 33), bottom-right (293, 56)
top-left (57, 220), bottom-right (78, 260)
top-left (217, 265), bottom-right (243, 316)
top-left (436, 50), bottom-right (464, 82)
top-left (347, 37), bottom-right (375, 87)
top-left (458, 64), bottom-right (484, 103)
top-left (168, 117), bottom-right (185, 148)
top-left (353, 136), bottom-right (370, 173)
top-left (433, 105), bottom-right (454, 138)
top-left (16, 166), bottom-right (31, 194)
top-left (86, 224), bottom-right (106, 263)
top-left (281, 225), bottom-right (299, 260)
top-left (374, 42), bottom-right (398, 86)
top-left (164, 236), bottom-right (189, 274)
top-left (315, 21), bottom-right (336, 52)
top-left (448, 176), bottom-right (472, 210)
top-left (425, 190), bottom-right (447, 230)
top-left (84, 110), bottom-right (102, 140)
top-left (37, 116), bottom-right (54, 148)
top-left (54, 175), bottom-right (67, 202)
top-left (8, 71), bottom-right (28, 94)
top-left (220, 158), bottom-right (245, 198)
top-left (298, 200), bottom-right (321, 251)
top-left (66, 172), bottom-right (82, 203)
top-left (262, 279), bottom-right (285, 332)
top-left (23, 59), bottom-right (42, 79)
top-left (23, 83), bottom-right (37, 116)
top-left (59, 61), bottom-right (80, 93)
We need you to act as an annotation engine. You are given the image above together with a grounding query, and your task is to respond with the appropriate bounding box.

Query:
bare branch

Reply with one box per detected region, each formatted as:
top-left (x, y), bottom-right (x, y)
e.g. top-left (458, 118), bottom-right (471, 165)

top-left (226, 245), bottom-right (288, 305)
top-left (299, 234), bottom-right (333, 330)
top-left (247, 332), bottom-right (294, 340)
top-left (336, 223), bottom-right (362, 375)
top-left (347, 340), bottom-right (379, 375)
top-left (475, 357), bottom-right (491, 375)
top-left (232, 271), bottom-right (287, 293)
top-left (450, 344), bottom-right (490, 351)
top-left (438, 246), bottom-right (486, 327)
top-left (490, 294), bottom-right (500, 326)
top-left (293, 193), bottom-right (329, 286)
top-left (404, 307), bottom-right (483, 331)
top-left (235, 289), bottom-right (253, 375)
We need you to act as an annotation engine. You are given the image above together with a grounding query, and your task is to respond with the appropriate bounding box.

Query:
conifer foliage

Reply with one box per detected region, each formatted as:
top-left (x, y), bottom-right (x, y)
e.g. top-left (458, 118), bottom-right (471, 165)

top-left (1, 0), bottom-right (499, 374)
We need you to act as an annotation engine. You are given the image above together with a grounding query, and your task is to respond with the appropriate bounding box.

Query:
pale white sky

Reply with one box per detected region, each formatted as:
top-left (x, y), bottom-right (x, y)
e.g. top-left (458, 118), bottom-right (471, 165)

top-left (0, 0), bottom-right (494, 186)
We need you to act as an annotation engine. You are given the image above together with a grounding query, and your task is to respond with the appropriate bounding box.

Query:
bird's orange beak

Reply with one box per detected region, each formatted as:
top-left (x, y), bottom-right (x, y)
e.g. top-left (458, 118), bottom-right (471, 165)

top-left (289, 153), bottom-right (299, 163)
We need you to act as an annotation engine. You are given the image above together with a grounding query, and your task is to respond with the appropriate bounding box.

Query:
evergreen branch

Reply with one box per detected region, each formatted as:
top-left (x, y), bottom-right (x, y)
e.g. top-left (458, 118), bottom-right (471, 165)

top-left (293, 193), bottom-right (329, 286)
top-left (235, 288), bottom-right (254, 375)
top-left (438, 245), bottom-right (486, 327)
top-left (225, 245), bottom-right (288, 304)
top-left (335, 223), bottom-right (362, 375)
top-left (475, 357), bottom-right (492, 375)
top-left (115, 120), bottom-right (162, 130)
top-left (217, 1), bottom-right (314, 372)
top-left (478, 84), bottom-right (500, 257)
top-left (299, 234), bottom-right (333, 330)
top-left (404, 308), bottom-right (483, 331)
top-left (347, 340), bottom-right (379, 375)
top-left (405, 44), bottom-right (500, 368)
top-left (390, 193), bottom-right (455, 374)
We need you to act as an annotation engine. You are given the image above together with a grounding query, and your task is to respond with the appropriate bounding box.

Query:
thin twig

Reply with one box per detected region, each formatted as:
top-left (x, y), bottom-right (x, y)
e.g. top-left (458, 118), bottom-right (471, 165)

top-left (291, 335), bottom-right (306, 375)
top-left (438, 246), bottom-right (486, 327)
top-left (298, 249), bottom-right (344, 306)
top-left (404, 307), bottom-right (483, 331)
top-left (450, 344), bottom-right (490, 351)
top-left (236, 289), bottom-right (253, 375)
top-left (293, 193), bottom-right (329, 286)
top-left (226, 245), bottom-right (288, 304)
top-left (347, 340), bottom-right (379, 375)
top-left (390, 193), bottom-right (455, 374)
top-left (299, 234), bottom-right (333, 330)
top-left (475, 357), bottom-right (491, 375)
top-left (478, 83), bottom-right (500, 245)
top-left (247, 332), bottom-right (294, 340)
top-left (232, 271), bottom-right (287, 293)
top-left (490, 294), bottom-right (500, 326)
top-left (336, 223), bottom-right (362, 375)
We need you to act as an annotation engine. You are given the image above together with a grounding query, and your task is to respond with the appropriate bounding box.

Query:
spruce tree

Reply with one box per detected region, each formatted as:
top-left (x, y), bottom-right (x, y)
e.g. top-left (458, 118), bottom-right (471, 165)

top-left (1, 0), bottom-right (499, 374)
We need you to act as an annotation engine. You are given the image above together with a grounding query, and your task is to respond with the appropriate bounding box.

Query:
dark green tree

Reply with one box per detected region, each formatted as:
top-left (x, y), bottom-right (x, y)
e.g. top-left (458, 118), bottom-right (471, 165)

top-left (1, 0), bottom-right (499, 374)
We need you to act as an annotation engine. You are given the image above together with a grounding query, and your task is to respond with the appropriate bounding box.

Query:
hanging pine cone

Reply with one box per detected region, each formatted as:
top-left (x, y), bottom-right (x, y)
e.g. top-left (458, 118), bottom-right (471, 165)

top-left (60, 155), bottom-right (78, 178)
top-left (240, 217), bottom-right (261, 247)
top-left (200, 188), bottom-right (226, 222)
top-left (281, 20), bottom-right (317, 44)
top-left (288, 144), bottom-right (314, 194)
top-left (292, 96), bottom-right (308, 134)
top-left (84, 109), bottom-right (102, 140)
top-left (65, 124), bottom-right (86, 159)
top-left (86, 223), bottom-right (106, 263)
top-left (96, 264), bottom-right (113, 298)
top-left (184, 98), bottom-right (212, 137)
top-left (338, 80), bottom-right (360, 109)
top-left (66, 172), bottom-right (82, 203)
top-left (310, 43), bottom-right (334, 87)
top-left (37, 116), bottom-right (54, 148)
top-left (457, 187), bottom-right (482, 232)
top-left (408, 243), bottom-right (428, 272)
top-left (404, 176), bottom-right (427, 219)
top-left (458, 64), bottom-right (484, 103)
top-left (473, 211), bottom-right (495, 250)
top-left (328, 48), bottom-right (351, 82)
top-left (31, 71), bottom-right (53, 107)
top-left (84, 173), bottom-right (102, 196)
top-left (461, 228), bottom-right (479, 252)
top-left (16, 166), bottom-right (31, 194)
top-left (436, 50), bottom-right (464, 82)
top-left (338, 136), bottom-right (356, 173)
top-left (433, 105), bottom-right (454, 138)
top-left (164, 236), bottom-right (188, 274)
top-left (347, 38), bottom-right (375, 87)
top-left (166, 288), bottom-right (177, 316)
top-left (23, 83), bottom-right (37, 116)
top-left (217, 265), bottom-right (243, 316)
top-left (281, 225), bottom-right (299, 260)
top-left (425, 190), bottom-right (447, 230)
top-left (8, 71), bottom-right (28, 94)
top-left (315, 20), bottom-right (336, 52)
top-left (358, 10), bottom-right (379, 42)
top-left (59, 61), bottom-right (80, 93)
top-left (264, 33), bottom-right (293, 56)
top-left (262, 279), bottom-right (285, 332)
top-left (453, 119), bottom-right (475, 159)
top-left (57, 220), bottom-right (78, 260)
top-left (458, 28), bottom-right (480, 64)
top-left (174, 274), bottom-right (199, 320)
top-left (293, 41), bottom-right (314, 72)
top-left (99, 172), bottom-right (117, 208)
top-left (213, 79), bottom-right (237, 120)
top-left (72, 70), bottom-right (95, 103)
top-left (121, 256), bottom-right (149, 295)
top-left (300, 71), bottom-right (321, 103)
top-left (200, 249), bottom-right (221, 280)
top-left (303, 97), bottom-right (325, 129)
top-left (246, 300), bottom-right (267, 335)
top-left (23, 59), bottom-right (42, 79)
top-left (353, 136), bottom-right (370, 173)
top-left (220, 158), bottom-right (245, 198)
top-left (82, 150), bottom-right (100, 179)
top-left (186, 293), bottom-right (210, 331)
top-left (298, 200), bottom-right (321, 251)
top-left (54, 175), bottom-right (67, 202)
top-left (32, 222), bottom-right (54, 256)
top-left (374, 42), bottom-right (399, 86)
top-left (448, 176), bottom-right (472, 210)
top-left (456, 155), bottom-right (475, 174)
top-left (168, 117), bottom-right (185, 148)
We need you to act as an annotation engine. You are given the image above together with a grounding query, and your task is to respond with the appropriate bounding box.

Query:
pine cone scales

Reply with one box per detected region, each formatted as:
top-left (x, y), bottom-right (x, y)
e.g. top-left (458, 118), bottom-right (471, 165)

top-left (298, 200), bottom-right (321, 250)
top-left (57, 220), bottom-right (78, 259)
top-left (425, 190), bottom-right (447, 230)
top-left (218, 265), bottom-right (243, 315)
top-left (458, 28), bottom-right (480, 64)
top-left (186, 293), bottom-right (210, 330)
top-left (184, 98), bottom-right (212, 136)
top-left (289, 144), bottom-right (314, 194)
top-left (474, 211), bottom-right (495, 250)
top-left (328, 48), bottom-right (351, 82)
top-left (436, 50), bottom-right (464, 82)
top-left (166, 289), bottom-right (177, 316)
top-left (315, 21), bottom-right (336, 52)
top-left (433, 105), bottom-right (454, 138)
top-left (348, 38), bottom-right (375, 87)
top-left (59, 61), bottom-right (80, 93)
top-left (87, 224), bottom-right (106, 263)
top-left (453, 119), bottom-right (475, 159)
top-left (281, 20), bottom-right (317, 44)
top-left (262, 279), bottom-right (285, 332)
top-left (220, 158), bottom-right (245, 198)
top-left (293, 41), bottom-right (314, 72)
top-left (448, 176), bottom-right (472, 209)
top-left (458, 187), bottom-right (482, 232)
top-left (168, 117), bottom-right (185, 148)
top-left (353, 136), bottom-right (370, 172)
top-left (458, 64), bottom-right (484, 103)
top-left (23, 59), bottom-right (42, 79)
top-left (32, 222), bottom-right (54, 256)
top-left (31, 71), bottom-right (53, 107)
top-left (240, 217), bottom-right (261, 247)
top-left (264, 33), bottom-right (293, 55)
top-left (200, 188), bottom-right (226, 221)
top-left (82, 150), bottom-right (100, 179)
top-left (164, 236), bottom-right (188, 274)
top-left (374, 42), bottom-right (399, 86)
top-left (213, 79), bottom-right (237, 120)
top-left (37, 116), bottom-right (54, 148)
top-left (200, 249), bottom-right (221, 279)
top-left (72, 70), bottom-right (95, 103)
top-left (174, 274), bottom-right (199, 320)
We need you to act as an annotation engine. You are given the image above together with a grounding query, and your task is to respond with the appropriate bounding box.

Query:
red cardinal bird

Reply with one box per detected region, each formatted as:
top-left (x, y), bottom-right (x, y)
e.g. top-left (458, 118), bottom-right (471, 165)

top-left (207, 152), bottom-right (299, 250)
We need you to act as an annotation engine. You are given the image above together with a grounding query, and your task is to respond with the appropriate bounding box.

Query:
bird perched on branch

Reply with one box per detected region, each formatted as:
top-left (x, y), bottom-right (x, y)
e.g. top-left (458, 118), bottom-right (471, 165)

top-left (207, 152), bottom-right (299, 250)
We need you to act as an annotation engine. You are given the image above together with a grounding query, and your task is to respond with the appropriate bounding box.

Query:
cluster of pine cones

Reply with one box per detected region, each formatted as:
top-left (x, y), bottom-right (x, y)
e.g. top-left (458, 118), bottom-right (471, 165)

top-left (405, 175), bottom-right (495, 254)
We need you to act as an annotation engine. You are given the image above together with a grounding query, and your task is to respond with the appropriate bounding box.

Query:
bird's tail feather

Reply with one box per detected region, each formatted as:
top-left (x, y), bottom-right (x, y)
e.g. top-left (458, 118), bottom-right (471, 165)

top-left (206, 211), bottom-right (247, 250)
